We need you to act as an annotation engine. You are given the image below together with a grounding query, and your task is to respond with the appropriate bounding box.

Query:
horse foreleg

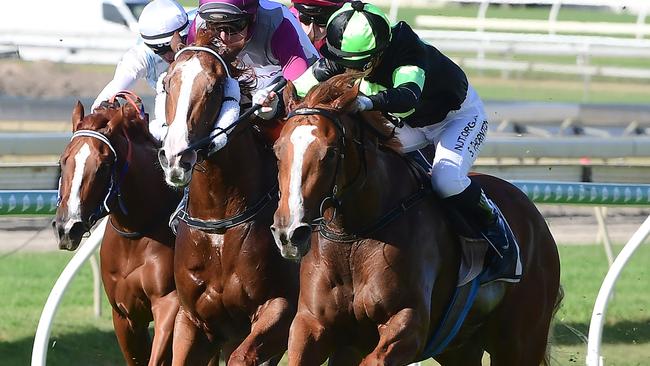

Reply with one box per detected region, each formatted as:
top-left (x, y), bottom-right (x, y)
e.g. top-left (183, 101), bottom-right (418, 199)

top-left (112, 308), bottom-right (152, 366)
top-left (228, 297), bottom-right (293, 366)
top-left (171, 308), bottom-right (219, 366)
top-left (360, 308), bottom-right (426, 366)
top-left (286, 310), bottom-right (334, 366)
top-left (148, 292), bottom-right (180, 365)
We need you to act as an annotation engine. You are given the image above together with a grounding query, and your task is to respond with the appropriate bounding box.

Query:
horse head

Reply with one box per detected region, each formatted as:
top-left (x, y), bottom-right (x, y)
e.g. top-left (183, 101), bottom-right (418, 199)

top-left (53, 99), bottom-right (150, 250)
top-left (158, 29), bottom-right (251, 187)
top-left (271, 73), bottom-right (392, 259)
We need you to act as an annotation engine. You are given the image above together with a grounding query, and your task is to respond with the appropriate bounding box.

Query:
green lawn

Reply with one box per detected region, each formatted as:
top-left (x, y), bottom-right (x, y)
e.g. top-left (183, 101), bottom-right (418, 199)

top-left (1, 243), bottom-right (648, 365)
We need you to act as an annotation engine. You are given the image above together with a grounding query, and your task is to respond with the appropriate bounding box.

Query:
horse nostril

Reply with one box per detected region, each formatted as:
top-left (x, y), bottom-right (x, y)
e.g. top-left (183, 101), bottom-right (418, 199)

top-left (158, 149), bottom-right (169, 168)
top-left (290, 225), bottom-right (312, 246)
top-left (180, 161), bottom-right (192, 171)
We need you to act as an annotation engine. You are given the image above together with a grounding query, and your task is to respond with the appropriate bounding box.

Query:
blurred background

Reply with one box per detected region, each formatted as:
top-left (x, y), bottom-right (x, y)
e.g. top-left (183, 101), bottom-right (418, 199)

top-left (0, 1), bottom-right (648, 365)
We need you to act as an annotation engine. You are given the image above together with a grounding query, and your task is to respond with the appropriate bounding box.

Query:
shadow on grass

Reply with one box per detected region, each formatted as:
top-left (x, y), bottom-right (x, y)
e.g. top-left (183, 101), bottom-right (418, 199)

top-left (0, 328), bottom-right (124, 366)
top-left (554, 319), bottom-right (650, 345)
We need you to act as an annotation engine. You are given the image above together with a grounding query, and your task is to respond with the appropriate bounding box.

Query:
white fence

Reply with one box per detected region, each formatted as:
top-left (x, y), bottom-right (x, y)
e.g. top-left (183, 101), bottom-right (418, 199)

top-left (392, 0), bottom-right (650, 84)
top-left (2, 0), bottom-right (650, 82)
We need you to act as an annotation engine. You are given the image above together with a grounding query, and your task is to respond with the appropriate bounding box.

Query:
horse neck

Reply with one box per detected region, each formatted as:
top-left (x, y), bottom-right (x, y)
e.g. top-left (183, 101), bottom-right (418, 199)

top-left (110, 140), bottom-right (175, 227)
top-left (331, 143), bottom-right (416, 232)
top-left (187, 129), bottom-right (276, 219)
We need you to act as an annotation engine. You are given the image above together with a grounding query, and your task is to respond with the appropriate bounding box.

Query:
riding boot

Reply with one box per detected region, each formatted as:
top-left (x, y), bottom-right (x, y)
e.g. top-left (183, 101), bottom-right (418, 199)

top-left (443, 180), bottom-right (522, 284)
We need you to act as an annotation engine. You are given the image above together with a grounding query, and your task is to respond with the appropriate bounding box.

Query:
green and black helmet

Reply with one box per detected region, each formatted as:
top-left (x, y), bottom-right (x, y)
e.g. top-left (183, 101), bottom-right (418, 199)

top-left (322, 1), bottom-right (392, 69)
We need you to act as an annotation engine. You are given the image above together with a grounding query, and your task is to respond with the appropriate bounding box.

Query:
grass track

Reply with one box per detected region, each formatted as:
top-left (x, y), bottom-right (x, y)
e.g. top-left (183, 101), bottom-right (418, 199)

top-left (1, 243), bottom-right (648, 365)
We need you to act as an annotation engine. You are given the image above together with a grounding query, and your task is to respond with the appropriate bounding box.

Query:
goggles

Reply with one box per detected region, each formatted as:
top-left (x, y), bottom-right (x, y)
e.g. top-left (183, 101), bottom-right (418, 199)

top-left (146, 42), bottom-right (173, 55)
top-left (206, 17), bottom-right (250, 36)
top-left (298, 12), bottom-right (331, 27)
top-left (294, 4), bottom-right (336, 27)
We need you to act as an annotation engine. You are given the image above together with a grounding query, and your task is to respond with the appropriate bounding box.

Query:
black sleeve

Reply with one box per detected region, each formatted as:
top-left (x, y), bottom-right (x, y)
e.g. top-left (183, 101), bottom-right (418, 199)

top-left (366, 82), bottom-right (422, 113)
top-left (312, 58), bottom-right (346, 82)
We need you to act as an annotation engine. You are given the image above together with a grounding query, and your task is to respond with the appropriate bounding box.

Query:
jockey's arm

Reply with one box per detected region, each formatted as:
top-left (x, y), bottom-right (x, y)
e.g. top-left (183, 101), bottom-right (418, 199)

top-left (270, 18), bottom-right (316, 81)
top-left (91, 46), bottom-right (149, 111)
top-left (293, 58), bottom-right (345, 97)
top-left (366, 65), bottom-right (425, 117)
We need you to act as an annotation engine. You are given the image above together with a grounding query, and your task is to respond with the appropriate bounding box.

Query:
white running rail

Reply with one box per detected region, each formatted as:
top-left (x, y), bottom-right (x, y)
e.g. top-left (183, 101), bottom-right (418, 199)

top-left (586, 215), bottom-right (650, 366)
top-left (31, 218), bottom-right (107, 366)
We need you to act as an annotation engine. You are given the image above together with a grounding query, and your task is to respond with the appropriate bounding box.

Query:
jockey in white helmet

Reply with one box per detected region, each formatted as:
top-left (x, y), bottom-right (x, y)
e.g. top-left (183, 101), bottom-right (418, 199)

top-left (92, 0), bottom-right (194, 142)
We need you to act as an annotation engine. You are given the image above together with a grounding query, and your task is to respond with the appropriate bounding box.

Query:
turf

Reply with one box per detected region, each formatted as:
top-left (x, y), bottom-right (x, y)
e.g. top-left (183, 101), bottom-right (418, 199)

top-left (1, 242), bottom-right (648, 365)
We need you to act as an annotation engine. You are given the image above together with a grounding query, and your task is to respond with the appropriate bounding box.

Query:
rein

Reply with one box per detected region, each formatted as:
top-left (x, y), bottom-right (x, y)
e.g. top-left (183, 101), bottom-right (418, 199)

top-left (176, 78), bottom-right (288, 157)
top-left (286, 107), bottom-right (431, 243)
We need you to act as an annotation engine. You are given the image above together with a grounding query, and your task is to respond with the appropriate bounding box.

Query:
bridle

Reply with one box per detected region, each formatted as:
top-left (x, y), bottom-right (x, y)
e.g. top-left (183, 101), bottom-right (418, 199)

top-left (171, 45), bottom-right (287, 157)
top-left (58, 92), bottom-right (141, 232)
top-left (167, 45), bottom-right (280, 234)
top-left (285, 107), bottom-right (369, 227)
top-left (172, 45), bottom-right (239, 157)
top-left (61, 127), bottom-right (133, 231)
top-left (284, 107), bottom-right (430, 243)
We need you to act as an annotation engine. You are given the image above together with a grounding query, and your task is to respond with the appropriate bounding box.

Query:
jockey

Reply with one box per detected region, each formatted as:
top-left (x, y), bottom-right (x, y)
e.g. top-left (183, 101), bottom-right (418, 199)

top-left (188, 0), bottom-right (318, 120)
top-left (288, 1), bottom-right (522, 284)
top-left (289, 0), bottom-right (349, 54)
top-left (92, 0), bottom-right (193, 142)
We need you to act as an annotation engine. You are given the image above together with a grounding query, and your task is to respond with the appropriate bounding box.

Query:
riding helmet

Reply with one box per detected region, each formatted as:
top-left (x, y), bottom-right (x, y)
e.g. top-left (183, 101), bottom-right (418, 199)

top-left (321, 1), bottom-right (392, 69)
top-left (139, 0), bottom-right (190, 46)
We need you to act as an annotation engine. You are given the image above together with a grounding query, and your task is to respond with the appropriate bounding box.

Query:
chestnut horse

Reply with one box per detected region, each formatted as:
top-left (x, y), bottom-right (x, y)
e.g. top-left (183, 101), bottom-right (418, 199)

top-left (53, 96), bottom-right (182, 365)
top-left (157, 29), bottom-right (299, 365)
top-left (271, 75), bottom-right (562, 365)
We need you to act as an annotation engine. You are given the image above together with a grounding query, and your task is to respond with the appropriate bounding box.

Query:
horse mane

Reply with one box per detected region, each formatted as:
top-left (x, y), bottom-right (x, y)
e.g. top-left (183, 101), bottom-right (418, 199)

top-left (302, 73), bottom-right (402, 152)
top-left (84, 103), bottom-right (157, 145)
top-left (194, 27), bottom-right (256, 96)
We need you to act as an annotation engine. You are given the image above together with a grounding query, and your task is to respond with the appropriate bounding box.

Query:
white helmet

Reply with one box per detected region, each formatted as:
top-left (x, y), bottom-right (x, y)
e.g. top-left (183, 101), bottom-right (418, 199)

top-left (139, 0), bottom-right (189, 45)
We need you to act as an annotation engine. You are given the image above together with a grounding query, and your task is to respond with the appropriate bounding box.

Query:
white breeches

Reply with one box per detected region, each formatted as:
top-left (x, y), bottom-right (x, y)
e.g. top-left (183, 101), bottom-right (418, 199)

top-left (394, 85), bottom-right (489, 198)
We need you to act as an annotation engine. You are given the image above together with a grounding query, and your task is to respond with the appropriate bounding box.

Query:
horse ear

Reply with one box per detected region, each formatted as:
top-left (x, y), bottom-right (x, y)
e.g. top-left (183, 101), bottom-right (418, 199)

top-left (71, 101), bottom-right (85, 132)
top-left (331, 81), bottom-right (360, 112)
top-left (104, 107), bottom-right (125, 136)
top-left (171, 31), bottom-right (185, 53)
top-left (282, 80), bottom-right (300, 113)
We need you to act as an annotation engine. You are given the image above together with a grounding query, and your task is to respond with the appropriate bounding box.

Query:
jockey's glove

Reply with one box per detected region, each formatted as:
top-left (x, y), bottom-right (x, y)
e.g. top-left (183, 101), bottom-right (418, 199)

top-left (208, 129), bottom-right (228, 156)
top-left (253, 83), bottom-right (280, 120)
top-left (353, 95), bottom-right (373, 113)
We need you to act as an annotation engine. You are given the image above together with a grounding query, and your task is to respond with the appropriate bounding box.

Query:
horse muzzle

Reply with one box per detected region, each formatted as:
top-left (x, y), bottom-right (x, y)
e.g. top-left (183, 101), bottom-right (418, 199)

top-left (52, 218), bottom-right (87, 251)
top-left (270, 223), bottom-right (312, 260)
top-left (159, 148), bottom-right (194, 188)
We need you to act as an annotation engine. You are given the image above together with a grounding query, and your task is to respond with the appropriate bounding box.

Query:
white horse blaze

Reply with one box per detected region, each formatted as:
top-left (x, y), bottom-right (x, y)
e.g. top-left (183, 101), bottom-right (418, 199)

top-left (65, 143), bottom-right (91, 231)
top-left (164, 57), bottom-right (203, 162)
top-left (288, 126), bottom-right (317, 228)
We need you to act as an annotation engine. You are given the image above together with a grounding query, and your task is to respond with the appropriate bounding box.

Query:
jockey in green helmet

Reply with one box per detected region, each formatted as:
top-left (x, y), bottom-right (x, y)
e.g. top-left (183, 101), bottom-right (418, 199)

top-left (291, 1), bottom-right (522, 284)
